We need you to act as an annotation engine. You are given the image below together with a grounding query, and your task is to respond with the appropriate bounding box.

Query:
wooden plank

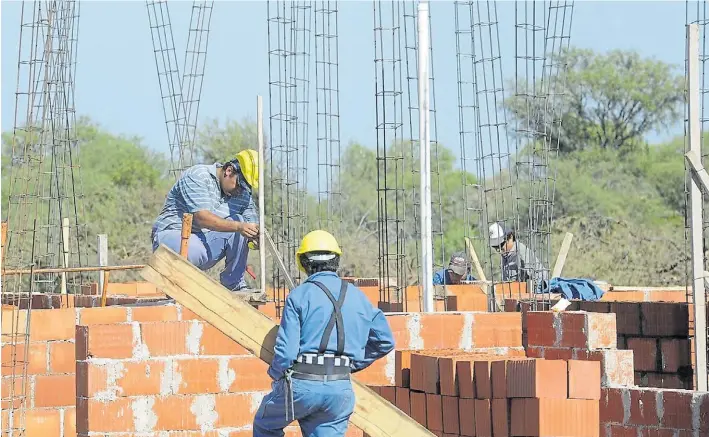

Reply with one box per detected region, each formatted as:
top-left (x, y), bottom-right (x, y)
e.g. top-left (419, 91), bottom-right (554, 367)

top-left (464, 237), bottom-right (486, 282)
top-left (98, 234), bottom-right (108, 293)
top-left (140, 245), bottom-right (434, 437)
top-left (551, 232), bottom-right (573, 278)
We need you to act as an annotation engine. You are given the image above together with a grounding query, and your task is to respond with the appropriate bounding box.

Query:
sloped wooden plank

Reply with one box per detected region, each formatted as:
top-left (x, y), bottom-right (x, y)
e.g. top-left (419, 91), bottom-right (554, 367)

top-left (141, 245), bottom-right (434, 437)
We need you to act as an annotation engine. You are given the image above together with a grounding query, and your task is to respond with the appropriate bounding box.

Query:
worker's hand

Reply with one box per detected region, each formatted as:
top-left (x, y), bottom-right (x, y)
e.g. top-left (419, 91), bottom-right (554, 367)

top-left (248, 239), bottom-right (260, 250)
top-left (237, 222), bottom-right (260, 239)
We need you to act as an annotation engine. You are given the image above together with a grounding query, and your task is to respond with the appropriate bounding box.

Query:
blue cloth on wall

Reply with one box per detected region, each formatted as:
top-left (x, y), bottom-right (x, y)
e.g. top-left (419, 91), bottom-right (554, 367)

top-left (539, 277), bottom-right (605, 301)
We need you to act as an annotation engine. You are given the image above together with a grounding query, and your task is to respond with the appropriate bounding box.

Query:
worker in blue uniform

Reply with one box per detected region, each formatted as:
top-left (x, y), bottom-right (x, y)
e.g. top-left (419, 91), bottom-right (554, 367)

top-left (253, 230), bottom-right (395, 437)
top-left (432, 251), bottom-right (476, 285)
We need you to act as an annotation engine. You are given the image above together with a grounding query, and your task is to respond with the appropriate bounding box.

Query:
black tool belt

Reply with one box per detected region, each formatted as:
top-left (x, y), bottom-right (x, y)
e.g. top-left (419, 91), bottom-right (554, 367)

top-left (291, 353), bottom-right (352, 381)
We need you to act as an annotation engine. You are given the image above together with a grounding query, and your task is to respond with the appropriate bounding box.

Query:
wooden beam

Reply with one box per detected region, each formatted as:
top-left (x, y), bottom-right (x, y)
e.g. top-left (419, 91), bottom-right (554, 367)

top-left (98, 234), bottom-right (108, 294)
top-left (464, 237), bottom-right (487, 282)
top-left (180, 213), bottom-right (193, 258)
top-left (140, 245), bottom-right (434, 437)
top-left (2, 264), bottom-right (145, 275)
top-left (551, 232), bottom-right (574, 279)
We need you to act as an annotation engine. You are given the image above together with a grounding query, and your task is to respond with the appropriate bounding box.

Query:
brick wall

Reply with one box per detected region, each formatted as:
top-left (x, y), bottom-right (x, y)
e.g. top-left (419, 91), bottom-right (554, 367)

top-left (2, 305), bottom-right (523, 436)
top-left (507, 299), bottom-right (698, 390)
top-left (600, 386), bottom-right (709, 436)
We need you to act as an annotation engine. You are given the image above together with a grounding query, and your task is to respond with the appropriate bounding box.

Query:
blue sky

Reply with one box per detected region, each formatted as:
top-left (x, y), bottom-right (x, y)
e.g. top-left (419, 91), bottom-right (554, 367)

top-left (0, 0), bottom-right (693, 167)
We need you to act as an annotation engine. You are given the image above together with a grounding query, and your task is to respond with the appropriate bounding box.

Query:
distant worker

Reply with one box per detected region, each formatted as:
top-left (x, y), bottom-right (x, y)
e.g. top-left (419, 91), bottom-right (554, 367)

top-left (433, 251), bottom-right (476, 285)
top-left (488, 222), bottom-right (548, 288)
top-left (253, 230), bottom-right (395, 437)
top-left (151, 149), bottom-right (264, 300)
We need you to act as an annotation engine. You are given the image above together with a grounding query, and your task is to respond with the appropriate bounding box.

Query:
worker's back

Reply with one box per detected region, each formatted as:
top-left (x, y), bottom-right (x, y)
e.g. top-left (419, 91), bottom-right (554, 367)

top-left (272, 270), bottom-right (393, 375)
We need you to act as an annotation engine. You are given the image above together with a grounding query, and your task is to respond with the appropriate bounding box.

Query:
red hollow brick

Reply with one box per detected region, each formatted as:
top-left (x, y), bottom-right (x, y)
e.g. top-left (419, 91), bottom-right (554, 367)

top-left (471, 313), bottom-right (522, 348)
top-left (474, 399), bottom-right (492, 437)
top-left (25, 408), bottom-right (61, 436)
top-left (410, 391), bottom-right (427, 427)
top-left (661, 389), bottom-right (694, 430)
top-left (568, 360), bottom-right (601, 400)
top-left (626, 337), bottom-right (658, 372)
top-left (640, 302), bottom-right (689, 337)
top-left (510, 398), bottom-right (600, 437)
top-left (380, 386), bottom-right (396, 405)
top-left (659, 338), bottom-right (691, 373)
top-left (474, 360), bottom-right (493, 400)
top-left (442, 396), bottom-right (460, 435)
top-left (395, 387), bottom-right (410, 415)
top-left (526, 312), bottom-right (557, 347)
top-left (607, 424), bottom-right (638, 437)
top-left (600, 388), bottom-right (627, 425)
top-left (76, 324), bottom-right (134, 360)
top-left (491, 399), bottom-right (509, 437)
top-left (30, 308), bottom-right (76, 341)
top-left (506, 359), bottom-right (567, 399)
top-left (560, 312), bottom-right (617, 349)
top-left (48, 341), bottom-right (75, 374)
top-left (427, 394), bottom-right (444, 432)
top-left (458, 397), bottom-right (476, 437)
top-left (608, 302), bottom-right (641, 336)
top-left (33, 374), bottom-right (76, 407)
top-left (628, 387), bottom-right (660, 426)
top-left (456, 360), bottom-right (475, 399)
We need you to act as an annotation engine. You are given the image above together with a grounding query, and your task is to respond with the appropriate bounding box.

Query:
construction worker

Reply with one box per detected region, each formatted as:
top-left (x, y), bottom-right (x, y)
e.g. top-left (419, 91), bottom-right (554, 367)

top-left (433, 251), bottom-right (476, 285)
top-left (253, 230), bottom-right (395, 437)
top-left (151, 149), bottom-right (263, 299)
top-left (488, 222), bottom-right (548, 287)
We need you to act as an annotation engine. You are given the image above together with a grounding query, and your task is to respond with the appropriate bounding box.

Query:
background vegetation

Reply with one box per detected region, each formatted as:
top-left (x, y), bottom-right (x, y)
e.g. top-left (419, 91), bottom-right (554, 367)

top-left (1, 47), bottom-right (692, 287)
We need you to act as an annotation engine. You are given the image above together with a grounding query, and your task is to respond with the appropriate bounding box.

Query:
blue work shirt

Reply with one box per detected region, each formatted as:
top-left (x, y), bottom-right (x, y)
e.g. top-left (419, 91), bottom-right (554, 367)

top-left (268, 271), bottom-right (395, 381)
top-left (432, 269), bottom-right (476, 285)
top-left (153, 162), bottom-right (258, 234)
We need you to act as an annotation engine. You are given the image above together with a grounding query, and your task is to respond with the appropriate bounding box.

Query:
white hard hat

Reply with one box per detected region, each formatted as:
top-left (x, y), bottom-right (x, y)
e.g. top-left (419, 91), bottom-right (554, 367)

top-left (488, 222), bottom-right (507, 247)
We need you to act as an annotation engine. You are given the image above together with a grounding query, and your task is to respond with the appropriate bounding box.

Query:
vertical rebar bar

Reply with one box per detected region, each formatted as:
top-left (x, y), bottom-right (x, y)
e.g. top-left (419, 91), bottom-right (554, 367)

top-left (314, 1), bottom-right (342, 240)
top-left (374, 0), bottom-right (407, 307)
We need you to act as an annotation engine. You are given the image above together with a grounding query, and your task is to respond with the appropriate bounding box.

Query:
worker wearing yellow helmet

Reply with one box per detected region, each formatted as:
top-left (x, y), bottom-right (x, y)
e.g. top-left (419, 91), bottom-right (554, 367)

top-left (253, 230), bottom-right (395, 437)
top-left (151, 149), bottom-right (263, 300)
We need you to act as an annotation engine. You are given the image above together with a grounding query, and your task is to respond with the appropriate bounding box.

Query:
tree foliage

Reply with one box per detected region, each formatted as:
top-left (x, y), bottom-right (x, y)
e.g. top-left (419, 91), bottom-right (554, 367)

top-left (0, 46), bottom-right (693, 287)
top-left (506, 47), bottom-right (685, 154)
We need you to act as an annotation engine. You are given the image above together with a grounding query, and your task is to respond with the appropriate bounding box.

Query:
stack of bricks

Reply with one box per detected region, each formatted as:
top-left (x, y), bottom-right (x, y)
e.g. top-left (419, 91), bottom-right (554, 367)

top-left (507, 298), bottom-right (696, 390)
top-left (523, 311), bottom-right (635, 387)
top-left (371, 349), bottom-right (601, 437)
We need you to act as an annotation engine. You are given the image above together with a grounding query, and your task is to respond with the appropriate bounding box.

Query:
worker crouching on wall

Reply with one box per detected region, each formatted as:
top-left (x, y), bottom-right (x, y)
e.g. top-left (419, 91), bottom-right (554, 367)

top-left (253, 230), bottom-right (395, 437)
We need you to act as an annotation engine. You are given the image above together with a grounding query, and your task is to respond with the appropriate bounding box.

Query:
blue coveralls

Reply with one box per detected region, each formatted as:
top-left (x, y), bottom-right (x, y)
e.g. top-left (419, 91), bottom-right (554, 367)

top-left (253, 271), bottom-right (395, 437)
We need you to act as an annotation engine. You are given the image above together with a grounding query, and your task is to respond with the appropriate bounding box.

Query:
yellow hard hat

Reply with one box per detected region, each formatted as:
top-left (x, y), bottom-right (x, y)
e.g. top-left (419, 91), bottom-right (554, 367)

top-left (235, 149), bottom-right (259, 191)
top-left (295, 230), bottom-right (342, 273)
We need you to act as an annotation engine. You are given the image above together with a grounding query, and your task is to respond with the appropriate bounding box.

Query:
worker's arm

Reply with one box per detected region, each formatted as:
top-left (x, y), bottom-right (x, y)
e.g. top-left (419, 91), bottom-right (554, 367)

top-left (352, 307), bottom-right (395, 372)
top-left (176, 173), bottom-right (257, 237)
top-left (432, 270), bottom-right (444, 285)
top-left (242, 193), bottom-right (259, 224)
top-left (192, 210), bottom-right (250, 233)
top-left (267, 294), bottom-right (301, 381)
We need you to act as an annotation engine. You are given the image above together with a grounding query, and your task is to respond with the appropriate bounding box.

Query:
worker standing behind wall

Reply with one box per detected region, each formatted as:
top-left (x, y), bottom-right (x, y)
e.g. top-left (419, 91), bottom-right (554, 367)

top-left (151, 149), bottom-right (264, 300)
top-left (488, 222), bottom-right (549, 290)
top-left (433, 251), bottom-right (476, 285)
top-left (253, 230), bottom-right (395, 437)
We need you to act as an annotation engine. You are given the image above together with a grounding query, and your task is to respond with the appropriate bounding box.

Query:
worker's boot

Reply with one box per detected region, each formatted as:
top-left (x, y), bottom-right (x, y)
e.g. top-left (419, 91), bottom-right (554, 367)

top-left (230, 287), bottom-right (268, 304)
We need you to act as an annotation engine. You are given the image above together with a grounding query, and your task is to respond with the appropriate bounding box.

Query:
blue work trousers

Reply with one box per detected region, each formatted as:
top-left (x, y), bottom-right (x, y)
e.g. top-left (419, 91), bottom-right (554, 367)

top-left (253, 378), bottom-right (356, 437)
top-left (151, 215), bottom-right (249, 290)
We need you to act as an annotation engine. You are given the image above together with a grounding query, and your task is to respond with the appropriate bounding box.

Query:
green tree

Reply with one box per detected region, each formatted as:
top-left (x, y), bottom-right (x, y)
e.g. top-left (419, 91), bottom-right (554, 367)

top-left (506, 47), bottom-right (684, 154)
